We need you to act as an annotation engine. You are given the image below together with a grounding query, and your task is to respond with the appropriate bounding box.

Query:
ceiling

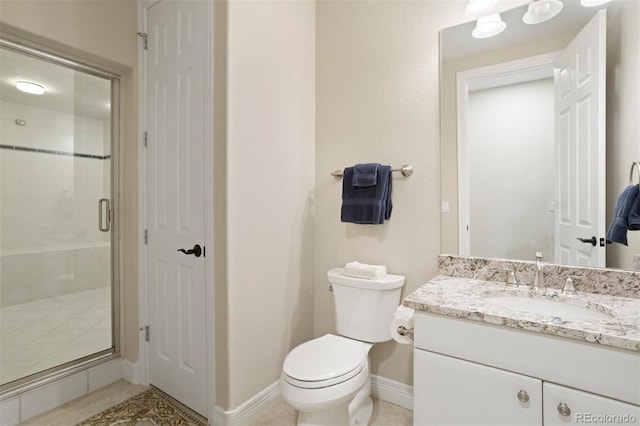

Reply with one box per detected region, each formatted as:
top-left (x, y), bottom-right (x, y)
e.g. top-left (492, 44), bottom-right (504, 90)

top-left (0, 47), bottom-right (111, 120)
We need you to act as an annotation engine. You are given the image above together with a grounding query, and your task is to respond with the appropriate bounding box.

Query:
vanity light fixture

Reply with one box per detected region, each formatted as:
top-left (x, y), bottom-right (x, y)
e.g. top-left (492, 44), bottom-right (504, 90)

top-left (15, 81), bottom-right (45, 95)
top-left (465, 0), bottom-right (502, 18)
top-left (472, 13), bottom-right (507, 39)
top-left (580, 0), bottom-right (611, 6)
top-left (523, 0), bottom-right (564, 24)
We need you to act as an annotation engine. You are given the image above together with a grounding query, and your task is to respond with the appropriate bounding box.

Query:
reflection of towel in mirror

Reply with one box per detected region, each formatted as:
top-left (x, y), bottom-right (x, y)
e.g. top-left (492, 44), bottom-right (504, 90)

top-left (606, 184), bottom-right (640, 245)
top-left (341, 165), bottom-right (392, 224)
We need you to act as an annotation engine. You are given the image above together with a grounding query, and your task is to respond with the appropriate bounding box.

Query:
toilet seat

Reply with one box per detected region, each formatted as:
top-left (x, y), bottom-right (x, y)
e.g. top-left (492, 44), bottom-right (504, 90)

top-left (283, 334), bottom-right (366, 389)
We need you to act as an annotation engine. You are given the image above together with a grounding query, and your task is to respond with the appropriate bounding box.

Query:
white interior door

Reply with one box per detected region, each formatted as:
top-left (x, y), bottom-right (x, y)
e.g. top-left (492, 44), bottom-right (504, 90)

top-left (554, 10), bottom-right (607, 267)
top-left (146, 0), bottom-right (207, 416)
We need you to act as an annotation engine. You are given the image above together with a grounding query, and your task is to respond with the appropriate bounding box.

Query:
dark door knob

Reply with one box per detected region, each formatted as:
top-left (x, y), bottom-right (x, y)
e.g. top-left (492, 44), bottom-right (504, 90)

top-left (177, 244), bottom-right (202, 257)
top-left (576, 236), bottom-right (597, 247)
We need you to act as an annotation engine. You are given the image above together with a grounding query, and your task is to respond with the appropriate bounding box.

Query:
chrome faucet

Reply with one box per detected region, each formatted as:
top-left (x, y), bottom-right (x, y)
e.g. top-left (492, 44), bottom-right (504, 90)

top-left (533, 252), bottom-right (545, 290)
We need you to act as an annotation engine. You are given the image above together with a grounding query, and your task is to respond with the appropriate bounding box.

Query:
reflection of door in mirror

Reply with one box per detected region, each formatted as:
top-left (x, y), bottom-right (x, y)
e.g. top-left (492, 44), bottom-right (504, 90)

top-left (554, 11), bottom-right (606, 267)
top-left (440, 0), bottom-right (640, 270)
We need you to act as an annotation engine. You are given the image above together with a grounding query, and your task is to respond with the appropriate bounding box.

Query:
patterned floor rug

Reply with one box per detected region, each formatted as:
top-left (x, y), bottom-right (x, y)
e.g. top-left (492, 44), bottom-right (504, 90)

top-left (76, 387), bottom-right (207, 426)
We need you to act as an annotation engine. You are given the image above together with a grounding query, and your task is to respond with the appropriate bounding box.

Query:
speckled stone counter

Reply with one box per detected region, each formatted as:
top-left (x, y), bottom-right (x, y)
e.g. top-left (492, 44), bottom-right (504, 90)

top-left (438, 254), bottom-right (640, 298)
top-left (403, 275), bottom-right (640, 352)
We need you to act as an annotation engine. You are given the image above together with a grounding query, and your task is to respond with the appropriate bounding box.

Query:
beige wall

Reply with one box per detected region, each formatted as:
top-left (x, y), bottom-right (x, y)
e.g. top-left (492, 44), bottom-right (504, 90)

top-left (0, 0), bottom-right (139, 362)
top-left (217, 0), bottom-right (316, 410)
top-left (315, 0), bottom-right (471, 386)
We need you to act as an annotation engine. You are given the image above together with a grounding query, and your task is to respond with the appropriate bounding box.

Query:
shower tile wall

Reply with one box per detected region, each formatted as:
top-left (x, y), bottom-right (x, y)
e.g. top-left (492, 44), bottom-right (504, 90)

top-left (0, 100), bottom-right (110, 307)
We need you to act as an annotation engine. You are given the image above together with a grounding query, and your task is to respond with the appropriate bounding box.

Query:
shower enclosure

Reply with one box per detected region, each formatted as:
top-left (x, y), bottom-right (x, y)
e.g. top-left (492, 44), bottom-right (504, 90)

top-left (0, 39), bottom-right (119, 390)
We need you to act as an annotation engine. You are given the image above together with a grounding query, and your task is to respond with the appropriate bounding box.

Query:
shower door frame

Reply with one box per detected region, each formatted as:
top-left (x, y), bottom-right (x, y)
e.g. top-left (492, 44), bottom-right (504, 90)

top-left (0, 37), bottom-right (122, 397)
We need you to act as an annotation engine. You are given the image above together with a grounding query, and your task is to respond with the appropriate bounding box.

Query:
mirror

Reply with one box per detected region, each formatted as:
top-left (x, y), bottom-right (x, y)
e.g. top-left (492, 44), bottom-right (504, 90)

top-left (440, 0), bottom-right (640, 271)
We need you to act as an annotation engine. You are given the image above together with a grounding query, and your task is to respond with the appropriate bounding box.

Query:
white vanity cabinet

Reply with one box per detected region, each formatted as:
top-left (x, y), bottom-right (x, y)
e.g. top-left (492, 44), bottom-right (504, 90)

top-left (413, 311), bottom-right (640, 426)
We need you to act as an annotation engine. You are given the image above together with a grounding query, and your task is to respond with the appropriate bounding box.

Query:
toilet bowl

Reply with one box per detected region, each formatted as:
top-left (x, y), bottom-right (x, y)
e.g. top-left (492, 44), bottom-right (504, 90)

top-left (280, 268), bottom-right (405, 426)
top-left (281, 334), bottom-right (373, 426)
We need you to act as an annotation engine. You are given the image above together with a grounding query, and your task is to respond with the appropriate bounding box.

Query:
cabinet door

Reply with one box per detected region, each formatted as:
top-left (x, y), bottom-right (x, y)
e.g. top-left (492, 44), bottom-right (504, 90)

top-left (543, 382), bottom-right (640, 425)
top-left (414, 349), bottom-right (542, 426)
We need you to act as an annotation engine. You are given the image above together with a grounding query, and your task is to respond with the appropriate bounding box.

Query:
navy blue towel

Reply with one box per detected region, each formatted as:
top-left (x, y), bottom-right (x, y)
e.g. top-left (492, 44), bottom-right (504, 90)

top-left (606, 184), bottom-right (640, 245)
top-left (341, 165), bottom-right (392, 224)
top-left (352, 163), bottom-right (379, 187)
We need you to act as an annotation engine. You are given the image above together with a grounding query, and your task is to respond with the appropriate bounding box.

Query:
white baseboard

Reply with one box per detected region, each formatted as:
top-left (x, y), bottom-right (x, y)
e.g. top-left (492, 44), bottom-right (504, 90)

top-left (212, 375), bottom-right (413, 425)
top-left (121, 360), bottom-right (141, 385)
top-left (214, 381), bottom-right (281, 426)
top-left (213, 405), bottom-right (226, 426)
top-left (370, 374), bottom-right (414, 410)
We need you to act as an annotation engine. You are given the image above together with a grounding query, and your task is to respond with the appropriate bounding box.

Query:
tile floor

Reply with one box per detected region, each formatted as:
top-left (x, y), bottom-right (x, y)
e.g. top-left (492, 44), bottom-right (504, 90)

top-left (251, 398), bottom-right (413, 426)
top-left (21, 380), bottom-right (413, 426)
top-left (0, 287), bottom-right (112, 384)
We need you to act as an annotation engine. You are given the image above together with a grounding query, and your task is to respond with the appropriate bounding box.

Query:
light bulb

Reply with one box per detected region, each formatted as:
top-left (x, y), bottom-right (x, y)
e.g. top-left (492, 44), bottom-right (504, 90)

top-left (523, 0), bottom-right (564, 24)
top-left (472, 14), bottom-right (507, 39)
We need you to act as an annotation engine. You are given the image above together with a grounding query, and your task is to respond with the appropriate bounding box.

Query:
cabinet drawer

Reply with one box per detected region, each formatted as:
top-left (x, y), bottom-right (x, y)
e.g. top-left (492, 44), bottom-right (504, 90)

top-left (543, 383), bottom-right (640, 426)
top-left (414, 349), bottom-right (542, 426)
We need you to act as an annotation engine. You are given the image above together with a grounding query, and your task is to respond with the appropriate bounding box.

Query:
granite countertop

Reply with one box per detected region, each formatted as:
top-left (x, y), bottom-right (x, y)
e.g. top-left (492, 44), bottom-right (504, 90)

top-left (403, 275), bottom-right (640, 352)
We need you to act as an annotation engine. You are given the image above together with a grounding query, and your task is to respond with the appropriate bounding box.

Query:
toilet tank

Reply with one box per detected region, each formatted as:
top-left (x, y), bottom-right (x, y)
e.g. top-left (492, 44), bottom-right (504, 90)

top-left (327, 268), bottom-right (405, 343)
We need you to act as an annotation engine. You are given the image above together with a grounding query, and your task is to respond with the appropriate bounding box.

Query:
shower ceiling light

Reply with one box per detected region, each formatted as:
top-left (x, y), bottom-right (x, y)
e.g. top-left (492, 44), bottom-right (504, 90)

top-left (16, 81), bottom-right (45, 95)
top-left (580, 0), bottom-right (611, 6)
top-left (523, 0), bottom-right (564, 24)
top-left (465, 0), bottom-right (502, 18)
top-left (472, 14), bottom-right (507, 39)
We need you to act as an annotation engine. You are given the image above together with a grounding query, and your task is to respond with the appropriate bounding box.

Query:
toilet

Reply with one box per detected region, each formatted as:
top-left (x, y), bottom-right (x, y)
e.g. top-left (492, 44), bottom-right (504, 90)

top-left (280, 267), bottom-right (405, 426)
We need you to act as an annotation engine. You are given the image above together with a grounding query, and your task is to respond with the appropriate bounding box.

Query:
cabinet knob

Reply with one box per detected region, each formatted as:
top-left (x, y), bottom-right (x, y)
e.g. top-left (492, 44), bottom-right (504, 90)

top-left (557, 402), bottom-right (571, 417)
top-left (517, 389), bottom-right (529, 403)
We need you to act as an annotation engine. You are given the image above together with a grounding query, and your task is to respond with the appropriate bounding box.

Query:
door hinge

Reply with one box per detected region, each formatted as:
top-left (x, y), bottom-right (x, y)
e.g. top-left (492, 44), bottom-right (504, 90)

top-left (144, 229), bottom-right (148, 244)
top-left (140, 325), bottom-right (150, 342)
top-left (137, 32), bottom-right (148, 50)
top-left (143, 131), bottom-right (148, 147)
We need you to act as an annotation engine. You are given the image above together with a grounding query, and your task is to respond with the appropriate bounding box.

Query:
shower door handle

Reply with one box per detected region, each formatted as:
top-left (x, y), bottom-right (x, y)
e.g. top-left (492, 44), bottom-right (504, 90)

top-left (99, 198), bottom-right (112, 232)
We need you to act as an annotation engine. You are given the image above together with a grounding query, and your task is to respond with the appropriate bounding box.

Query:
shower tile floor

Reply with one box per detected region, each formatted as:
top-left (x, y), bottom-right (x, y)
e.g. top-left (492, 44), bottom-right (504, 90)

top-left (0, 287), bottom-right (112, 385)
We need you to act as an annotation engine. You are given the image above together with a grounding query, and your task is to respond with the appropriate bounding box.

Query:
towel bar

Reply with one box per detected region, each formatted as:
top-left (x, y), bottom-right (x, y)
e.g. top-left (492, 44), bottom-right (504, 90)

top-left (631, 162), bottom-right (640, 185)
top-left (331, 164), bottom-right (414, 180)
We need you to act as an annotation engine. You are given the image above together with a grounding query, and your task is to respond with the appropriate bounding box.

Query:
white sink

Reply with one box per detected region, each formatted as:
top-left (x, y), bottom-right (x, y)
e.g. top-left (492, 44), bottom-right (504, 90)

top-left (484, 295), bottom-right (613, 320)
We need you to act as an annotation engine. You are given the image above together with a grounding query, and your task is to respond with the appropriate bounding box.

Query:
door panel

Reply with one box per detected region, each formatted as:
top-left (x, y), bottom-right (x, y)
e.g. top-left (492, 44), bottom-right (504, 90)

top-left (146, 0), bottom-right (207, 416)
top-left (554, 10), bottom-right (606, 267)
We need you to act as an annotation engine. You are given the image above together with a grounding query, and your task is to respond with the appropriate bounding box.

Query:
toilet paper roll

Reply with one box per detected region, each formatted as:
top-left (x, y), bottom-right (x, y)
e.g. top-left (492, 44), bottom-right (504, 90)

top-left (389, 306), bottom-right (414, 344)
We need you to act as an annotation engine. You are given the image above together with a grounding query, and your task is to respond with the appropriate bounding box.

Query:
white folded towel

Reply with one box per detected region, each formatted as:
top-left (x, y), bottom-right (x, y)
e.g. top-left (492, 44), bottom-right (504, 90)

top-left (344, 261), bottom-right (387, 280)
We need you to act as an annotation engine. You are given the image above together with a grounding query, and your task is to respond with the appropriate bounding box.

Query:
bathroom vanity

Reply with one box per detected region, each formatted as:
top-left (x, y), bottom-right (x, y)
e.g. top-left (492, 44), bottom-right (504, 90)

top-left (404, 260), bottom-right (640, 426)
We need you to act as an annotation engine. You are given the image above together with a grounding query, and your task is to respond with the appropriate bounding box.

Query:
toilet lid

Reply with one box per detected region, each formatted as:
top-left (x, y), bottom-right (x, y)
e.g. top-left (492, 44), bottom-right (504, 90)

top-left (283, 334), bottom-right (366, 384)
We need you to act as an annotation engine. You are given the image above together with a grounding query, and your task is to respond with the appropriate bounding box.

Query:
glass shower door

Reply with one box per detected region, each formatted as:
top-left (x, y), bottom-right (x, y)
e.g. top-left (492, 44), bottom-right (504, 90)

top-left (0, 43), bottom-right (117, 387)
